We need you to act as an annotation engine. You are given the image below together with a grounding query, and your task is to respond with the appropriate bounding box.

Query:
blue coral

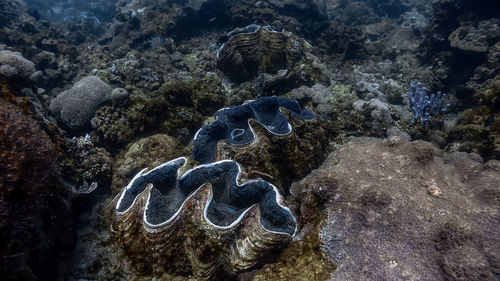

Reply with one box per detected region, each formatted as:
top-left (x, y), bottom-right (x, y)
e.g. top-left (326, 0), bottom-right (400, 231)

top-left (408, 81), bottom-right (449, 123)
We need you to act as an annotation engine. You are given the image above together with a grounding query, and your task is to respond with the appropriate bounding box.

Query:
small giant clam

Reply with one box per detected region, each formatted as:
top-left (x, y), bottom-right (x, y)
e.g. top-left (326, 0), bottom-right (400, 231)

top-left (112, 157), bottom-right (296, 279)
top-left (216, 24), bottom-right (328, 93)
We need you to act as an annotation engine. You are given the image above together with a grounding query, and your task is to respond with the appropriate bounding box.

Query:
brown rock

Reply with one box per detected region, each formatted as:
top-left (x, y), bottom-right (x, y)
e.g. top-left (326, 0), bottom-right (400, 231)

top-left (290, 137), bottom-right (499, 281)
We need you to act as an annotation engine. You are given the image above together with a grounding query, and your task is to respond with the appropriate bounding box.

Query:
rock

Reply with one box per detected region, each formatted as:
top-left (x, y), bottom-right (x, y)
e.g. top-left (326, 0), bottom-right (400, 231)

top-left (31, 51), bottom-right (57, 70)
top-left (353, 98), bottom-right (392, 124)
top-left (356, 81), bottom-right (385, 101)
top-left (386, 126), bottom-right (411, 141)
top-left (290, 137), bottom-right (499, 281)
top-left (112, 134), bottom-right (187, 191)
top-left (50, 76), bottom-right (112, 129)
top-left (448, 18), bottom-right (500, 53)
top-left (111, 88), bottom-right (129, 106)
top-left (0, 99), bottom-right (74, 280)
top-left (0, 50), bottom-right (35, 78)
top-left (289, 84), bottom-right (335, 115)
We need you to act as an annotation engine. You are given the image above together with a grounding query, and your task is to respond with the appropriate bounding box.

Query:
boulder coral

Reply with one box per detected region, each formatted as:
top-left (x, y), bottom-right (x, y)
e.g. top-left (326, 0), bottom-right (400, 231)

top-left (50, 75), bottom-right (112, 129)
top-left (289, 137), bottom-right (500, 281)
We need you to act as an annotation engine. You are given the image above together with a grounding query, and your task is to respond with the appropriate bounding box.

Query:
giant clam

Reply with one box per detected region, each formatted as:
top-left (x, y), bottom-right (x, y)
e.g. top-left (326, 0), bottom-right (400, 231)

top-left (111, 97), bottom-right (327, 279)
top-left (192, 96), bottom-right (328, 188)
top-left (192, 96), bottom-right (315, 164)
top-left (216, 25), bottom-right (328, 92)
top-left (112, 157), bottom-right (296, 279)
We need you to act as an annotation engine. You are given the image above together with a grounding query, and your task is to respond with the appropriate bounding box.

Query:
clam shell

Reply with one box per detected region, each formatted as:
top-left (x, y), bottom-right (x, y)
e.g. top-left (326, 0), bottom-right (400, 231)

top-left (112, 158), bottom-right (296, 279)
top-left (192, 96), bottom-right (328, 189)
top-left (192, 96), bottom-right (316, 164)
top-left (216, 26), bottom-right (314, 84)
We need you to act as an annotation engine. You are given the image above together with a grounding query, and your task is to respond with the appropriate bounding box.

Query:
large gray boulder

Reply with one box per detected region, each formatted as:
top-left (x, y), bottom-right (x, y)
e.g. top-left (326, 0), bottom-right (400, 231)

top-left (50, 76), bottom-right (111, 129)
top-left (289, 137), bottom-right (499, 281)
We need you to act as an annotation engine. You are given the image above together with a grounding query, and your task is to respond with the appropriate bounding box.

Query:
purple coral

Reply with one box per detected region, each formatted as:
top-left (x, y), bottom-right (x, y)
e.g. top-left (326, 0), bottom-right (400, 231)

top-left (408, 81), bottom-right (449, 123)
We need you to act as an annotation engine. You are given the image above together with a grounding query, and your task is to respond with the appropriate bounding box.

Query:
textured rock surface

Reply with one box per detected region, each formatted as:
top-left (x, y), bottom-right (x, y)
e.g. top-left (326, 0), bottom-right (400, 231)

top-left (50, 75), bottom-right (112, 129)
top-left (0, 50), bottom-right (35, 78)
top-left (448, 18), bottom-right (500, 53)
top-left (110, 88), bottom-right (129, 107)
top-left (289, 84), bottom-right (336, 115)
top-left (112, 134), bottom-right (187, 191)
top-left (291, 137), bottom-right (500, 281)
top-left (60, 136), bottom-right (113, 193)
top-left (0, 99), bottom-right (74, 281)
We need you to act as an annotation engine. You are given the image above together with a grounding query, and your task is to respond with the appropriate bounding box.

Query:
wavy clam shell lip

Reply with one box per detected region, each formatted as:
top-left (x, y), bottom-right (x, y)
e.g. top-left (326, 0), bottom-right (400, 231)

top-left (216, 25), bottom-right (302, 83)
top-left (217, 24), bottom-right (275, 58)
top-left (191, 96), bottom-right (315, 164)
top-left (115, 157), bottom-right (297, 236)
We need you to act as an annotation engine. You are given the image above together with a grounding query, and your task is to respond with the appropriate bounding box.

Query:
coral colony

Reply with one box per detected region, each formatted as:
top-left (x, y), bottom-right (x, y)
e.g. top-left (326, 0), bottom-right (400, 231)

top-left (408, 81), bottom-right (449, 123)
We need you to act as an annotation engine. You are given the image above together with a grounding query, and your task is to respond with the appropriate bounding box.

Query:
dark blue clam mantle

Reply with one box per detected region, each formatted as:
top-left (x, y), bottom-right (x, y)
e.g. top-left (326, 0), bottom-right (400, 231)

top-left (115, 157), bottom-right (296, 235)
top-left (191, 96), bottom-right (315, 164)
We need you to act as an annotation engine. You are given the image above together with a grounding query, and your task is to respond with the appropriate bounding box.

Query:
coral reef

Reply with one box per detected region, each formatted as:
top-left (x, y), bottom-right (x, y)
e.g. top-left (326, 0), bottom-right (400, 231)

top-left (447, 75), bottom-right (500, 159)
top-left (110, 87), bottom-right (129, 107)
top-left (112, 157), bottom-right (296, 279)
top-left (0, 0), bottom-right (498, 280)
top-left (0, 50), bottom-right (35, 78)
top-left (448, 18), bottom-right (500, 53)
top-left (0, 99), bottom-right (74, 280)
top-left (289, 84), bottom-right (336, 116)
top-left (59, 135), bottom-right (113, 194)
top-left (91, 75), bottom-right (225, 147)
top-left (50, 75), bottom-right (112, 130)
top-left (353, 98), bottom-right (392, 125)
